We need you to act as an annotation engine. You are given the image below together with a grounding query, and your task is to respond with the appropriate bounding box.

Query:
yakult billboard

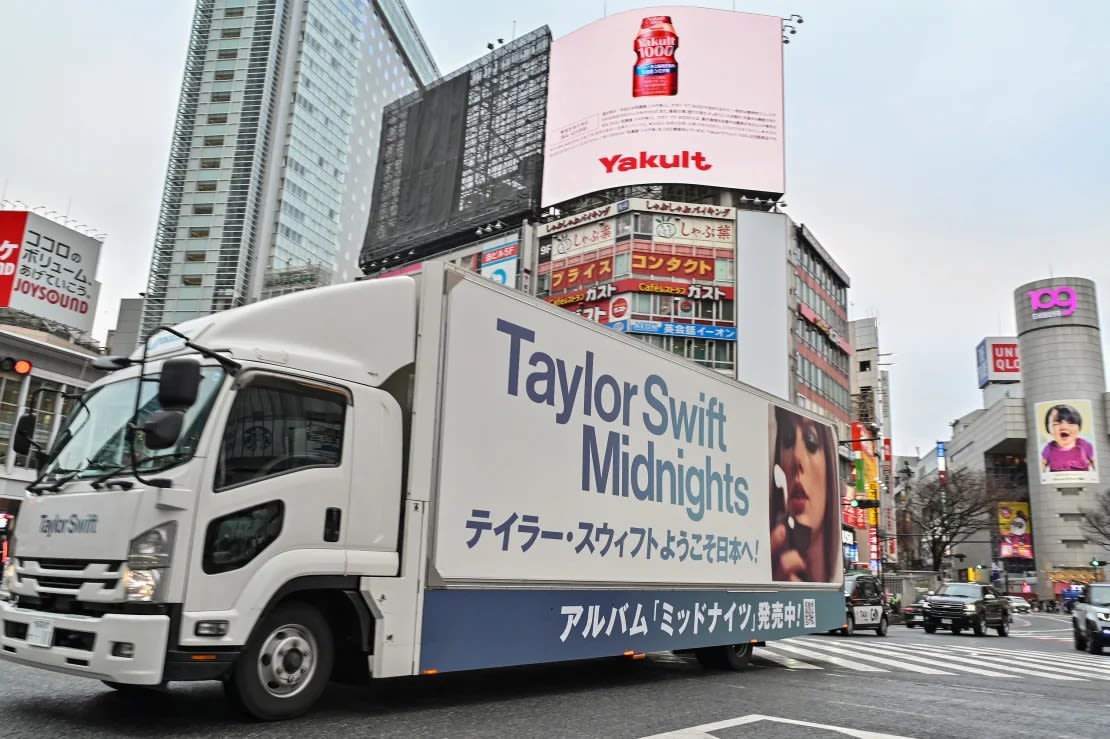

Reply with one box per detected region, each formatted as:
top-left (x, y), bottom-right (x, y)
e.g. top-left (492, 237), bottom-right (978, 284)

top-left (541, 7), bottom-right (785, 207)
top-left (0, 210), bottom-right (101, 334)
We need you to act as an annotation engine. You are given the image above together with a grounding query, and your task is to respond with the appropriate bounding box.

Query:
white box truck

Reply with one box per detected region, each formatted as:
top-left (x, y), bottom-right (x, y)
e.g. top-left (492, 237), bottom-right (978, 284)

top-left (0, 264), bottom-right (846, 720)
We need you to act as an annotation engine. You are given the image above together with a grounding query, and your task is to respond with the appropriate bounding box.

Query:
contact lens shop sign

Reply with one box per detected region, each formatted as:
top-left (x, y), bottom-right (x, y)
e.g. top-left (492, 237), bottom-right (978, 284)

top-left (432, 277), bottom-right (842, 588)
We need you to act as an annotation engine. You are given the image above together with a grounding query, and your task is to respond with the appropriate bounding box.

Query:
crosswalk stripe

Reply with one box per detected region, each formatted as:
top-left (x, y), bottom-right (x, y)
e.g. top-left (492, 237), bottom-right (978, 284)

top-left (793, 639), bottom-right (1015, 678)
top-left (941, 645), bottom-right (1110, 678)
top-left (837, 640), bottom-right (1084, 681)
top-left (769, 639), bottom-right (951, 674)
top-left (752, 650), bottom-right (822, 669)
top-left (766, 641), bottom-right (889, 672)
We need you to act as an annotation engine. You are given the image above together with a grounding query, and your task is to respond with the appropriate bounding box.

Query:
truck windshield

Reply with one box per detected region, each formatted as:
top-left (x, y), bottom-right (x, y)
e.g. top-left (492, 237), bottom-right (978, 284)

top-left (1089, 586), bottom-right (1110, 607)
top-left (935, 584), bottom-right (980, 598)
top-left (37, 366), bottom-right (225, 487)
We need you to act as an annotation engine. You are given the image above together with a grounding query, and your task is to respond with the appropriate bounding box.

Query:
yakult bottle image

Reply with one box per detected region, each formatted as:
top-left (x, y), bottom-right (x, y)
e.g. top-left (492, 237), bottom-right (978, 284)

top-left (632, 15), bottom-right (679, 97)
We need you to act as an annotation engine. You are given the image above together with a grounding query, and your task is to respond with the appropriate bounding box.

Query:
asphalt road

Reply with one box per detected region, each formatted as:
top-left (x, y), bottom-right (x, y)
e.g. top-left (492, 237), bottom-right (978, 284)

top-left (0, 612), bottom-right (1104, 739)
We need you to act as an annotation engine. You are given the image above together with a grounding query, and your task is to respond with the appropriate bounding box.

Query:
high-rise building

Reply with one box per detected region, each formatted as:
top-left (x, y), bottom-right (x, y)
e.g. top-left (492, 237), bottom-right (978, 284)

top-left (141, 0), bottom-right (438, 339)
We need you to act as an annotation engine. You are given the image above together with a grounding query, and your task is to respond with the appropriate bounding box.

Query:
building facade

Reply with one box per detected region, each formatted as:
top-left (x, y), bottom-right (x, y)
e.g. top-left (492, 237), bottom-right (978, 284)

top-left (141, 0), bottom-right (438, 340)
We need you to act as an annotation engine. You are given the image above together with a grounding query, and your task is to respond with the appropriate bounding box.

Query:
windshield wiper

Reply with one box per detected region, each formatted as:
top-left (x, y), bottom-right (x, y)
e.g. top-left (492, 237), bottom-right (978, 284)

top-left (89, 465), bottom-right (135, 491)
top-left (35, 468), bottom-right (85, 494)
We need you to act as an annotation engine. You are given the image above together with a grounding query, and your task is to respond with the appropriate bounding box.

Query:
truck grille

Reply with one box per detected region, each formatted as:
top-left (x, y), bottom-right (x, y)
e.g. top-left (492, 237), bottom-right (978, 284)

top-left (929, 603), bottom-right (967, 618)
top-left (12, 558), bottom-right (124, 611)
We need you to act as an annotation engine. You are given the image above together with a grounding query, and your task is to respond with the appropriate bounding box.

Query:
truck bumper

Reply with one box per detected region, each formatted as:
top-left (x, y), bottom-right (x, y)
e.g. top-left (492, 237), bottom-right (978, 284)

top-left (0, 600), bottom-right (169, 685)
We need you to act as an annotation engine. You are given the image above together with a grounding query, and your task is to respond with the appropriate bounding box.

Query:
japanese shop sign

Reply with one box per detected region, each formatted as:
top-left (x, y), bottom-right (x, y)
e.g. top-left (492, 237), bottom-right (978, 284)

top-left (549, 256), bottom-right (614, 291)
top-left (546, 279), bottom-right (732, 307)
top-left (480, 239), bottom-right (519, 287)
top-left (0, 210), bottom-right (101, 334)
top-left (432, 277), bottom-right (844, 587)
top-left (798, 301), bottom-right (850, 354)
top-left (1028, 285), bottom-right (1077, 320)
top-left (419, 587), bottom-right (842, 673)
top-left (652, 215), bottom-right (734, 247)
top-left (632, 251), bottom-right (715, 280)
top-left (609, 319), bottom-right (737, 341)
top-left (544, 219), bottom-right (616, 262)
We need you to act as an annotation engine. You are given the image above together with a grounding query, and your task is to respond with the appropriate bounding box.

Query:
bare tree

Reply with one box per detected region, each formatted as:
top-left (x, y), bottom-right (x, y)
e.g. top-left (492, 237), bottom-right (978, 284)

top-left (900, 466), bottom-right (1005, 573)
top-left (1081, 489), bottom-right (1110, 550)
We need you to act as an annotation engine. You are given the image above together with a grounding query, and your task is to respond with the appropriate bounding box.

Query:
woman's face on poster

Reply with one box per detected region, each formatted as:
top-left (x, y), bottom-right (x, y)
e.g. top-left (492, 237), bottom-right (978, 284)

top-left (778, 418), bottom-right (828, 531)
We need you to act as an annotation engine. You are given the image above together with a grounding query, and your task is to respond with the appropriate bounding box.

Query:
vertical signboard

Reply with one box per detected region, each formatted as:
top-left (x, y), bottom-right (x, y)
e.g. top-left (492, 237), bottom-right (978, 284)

top-left (1033, 399), bottom-right (1099, 486)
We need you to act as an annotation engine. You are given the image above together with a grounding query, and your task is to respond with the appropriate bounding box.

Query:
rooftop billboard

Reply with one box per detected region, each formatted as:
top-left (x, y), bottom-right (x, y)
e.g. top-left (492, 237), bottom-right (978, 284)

top-left (541, 6), bottom-right (784, 206)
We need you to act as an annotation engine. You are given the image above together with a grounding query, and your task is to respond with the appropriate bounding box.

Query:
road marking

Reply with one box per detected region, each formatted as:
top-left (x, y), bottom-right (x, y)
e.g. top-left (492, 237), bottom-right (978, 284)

top-left (861, 640), bottom-right (1085, 681)
top-left (751, 650), bottom-right (822, 669)
top-left (806, 639), bottom-right (1015, 677)
top-left (767, 641), bottom-right (889, 672)
top-left (783, 639), bottom-right (952, 674)
top-left (638, 713), bottom-right (913, 739)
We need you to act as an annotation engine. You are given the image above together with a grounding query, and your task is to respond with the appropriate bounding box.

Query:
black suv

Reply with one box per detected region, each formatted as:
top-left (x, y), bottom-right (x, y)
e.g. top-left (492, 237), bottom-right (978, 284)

top-left (923, 582), bottom-right (1011, 636)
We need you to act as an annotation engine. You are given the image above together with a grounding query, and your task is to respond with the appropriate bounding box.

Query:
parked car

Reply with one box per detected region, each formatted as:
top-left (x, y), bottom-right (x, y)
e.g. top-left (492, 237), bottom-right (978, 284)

top-left (838, 573), bottom-right (890, 636)
top-left (922, 582), bottom-right (1011, 636)
top-left (1072, 583), bottom-right (1110, 654)
top-left (902, 598), bottom-right (928, 627)
top-left (1006, 595), bottom-right (1032, 614)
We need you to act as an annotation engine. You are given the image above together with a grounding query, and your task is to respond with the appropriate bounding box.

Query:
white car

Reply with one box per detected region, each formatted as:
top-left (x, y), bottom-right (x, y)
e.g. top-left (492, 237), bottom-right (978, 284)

top-left (1006, 596), bottom-right (1032, 614)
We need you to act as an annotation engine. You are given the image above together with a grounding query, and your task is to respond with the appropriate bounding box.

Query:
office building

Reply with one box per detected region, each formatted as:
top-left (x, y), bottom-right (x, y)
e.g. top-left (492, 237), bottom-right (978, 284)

top-left (141, 0), bottom-right (438, 339)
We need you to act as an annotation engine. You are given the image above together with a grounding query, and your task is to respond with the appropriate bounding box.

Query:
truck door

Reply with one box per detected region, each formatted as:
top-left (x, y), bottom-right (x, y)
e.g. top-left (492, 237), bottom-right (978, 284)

top-left (184, 372), bottom-right (352, 617)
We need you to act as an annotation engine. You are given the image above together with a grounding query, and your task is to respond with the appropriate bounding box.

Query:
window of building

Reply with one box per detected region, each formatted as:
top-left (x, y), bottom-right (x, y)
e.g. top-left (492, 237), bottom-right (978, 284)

top-left (196, 181), bottom-right (217, 192)
top-left (224, 7), bottom-right (244, 18)
top-left (859, 360), bottom-right (872, 372)
top-left (189, 228), bottom-right (210, 238)
top-left (200, 158), bottom-right (221, 169)
top-left (183, 275), bottom-right (203, 286)
top-left (214, 70), bottom-right (234, 82)
top-left (211, 90), bottom-right (232, 102)
top-left (192, 203), bottom-right (214, 215)
top-left (207, 113), bottom-right (228, 124)
top-left (214, 374), bottom-right (346, 490)
top-left (217, 49), bottom-right (238, 60)
top-left (203, 135), bottom-right (224, 146)
top-left (185, 251), bottom-right (207, 262)
top-left (221, 28), bottom-right (242, 39)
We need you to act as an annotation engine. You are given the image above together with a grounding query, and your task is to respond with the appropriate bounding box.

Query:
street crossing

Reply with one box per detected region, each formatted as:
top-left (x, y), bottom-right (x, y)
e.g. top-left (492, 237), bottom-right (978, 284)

top-left (747, 636), bottom-right (1110, 681)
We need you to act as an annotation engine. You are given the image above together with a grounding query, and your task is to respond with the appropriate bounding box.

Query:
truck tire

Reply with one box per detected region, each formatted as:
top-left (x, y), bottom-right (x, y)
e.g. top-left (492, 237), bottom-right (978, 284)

top-left (696, 644), bottom-right (752, 671)
top-left (1088, 624), bottom-right (1103, 655)
top-left (972, 612), bottom-right (986, 637)
top-left (225, 602), bottom-right (335, 721)
top-left (996, 616), bottom-right (1009, 637)
top-left (722, 643), bottom-right (753, 670)
top-left (875, 615), bottom-right (888, 637)
top-left (923, 623), bottom-right (937, 634)
top-left (1075, 624), bottom-right (1087, 651)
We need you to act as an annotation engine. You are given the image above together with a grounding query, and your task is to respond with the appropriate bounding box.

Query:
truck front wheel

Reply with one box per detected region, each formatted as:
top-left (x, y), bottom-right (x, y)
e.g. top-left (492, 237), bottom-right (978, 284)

top-left (695, 643), bottom-right (752, 671)
top-left (225, 602), bottom-right (335, 721)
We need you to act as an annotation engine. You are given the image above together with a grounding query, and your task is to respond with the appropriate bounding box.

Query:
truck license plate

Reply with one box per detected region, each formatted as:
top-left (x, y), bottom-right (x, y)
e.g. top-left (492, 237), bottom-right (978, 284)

top-left (26, 619), bottom-right (54, 648)
top-left (940, 619), bottom-right (952, 625)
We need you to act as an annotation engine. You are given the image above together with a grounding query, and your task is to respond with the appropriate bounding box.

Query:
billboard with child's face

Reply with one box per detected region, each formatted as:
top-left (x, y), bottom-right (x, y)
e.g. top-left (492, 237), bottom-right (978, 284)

top-left (1035, 399), bottom-right (1099, 486)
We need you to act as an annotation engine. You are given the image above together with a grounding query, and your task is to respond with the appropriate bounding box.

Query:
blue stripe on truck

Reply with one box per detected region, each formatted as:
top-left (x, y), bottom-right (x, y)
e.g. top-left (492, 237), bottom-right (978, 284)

top-left (419, 588), bottom-right (844, 673)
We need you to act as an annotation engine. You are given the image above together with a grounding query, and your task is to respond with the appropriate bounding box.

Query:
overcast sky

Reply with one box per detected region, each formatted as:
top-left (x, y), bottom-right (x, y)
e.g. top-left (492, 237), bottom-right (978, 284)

top-left (0, 0), bottom-right (1107, 457)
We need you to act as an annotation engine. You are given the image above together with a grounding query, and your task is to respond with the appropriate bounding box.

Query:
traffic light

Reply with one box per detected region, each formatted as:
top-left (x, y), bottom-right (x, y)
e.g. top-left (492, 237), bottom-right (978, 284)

top-left (0, 357), bottom-right (31, 375)
top-left (849, 499), bottom-right (881, 509)
top-left (1091, 559), bottom-right (1106, 567)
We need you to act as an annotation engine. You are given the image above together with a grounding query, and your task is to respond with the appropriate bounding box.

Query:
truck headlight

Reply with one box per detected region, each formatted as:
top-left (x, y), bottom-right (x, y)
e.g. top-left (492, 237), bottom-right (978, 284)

top-left (124, 522), bottom-right (176, 602)
top-left (0, 559), bottom-right (16, 599)
top-left (964, 604), bottom-right (977, 612)
top-left (1097, 612), bottom-right (1110, 622)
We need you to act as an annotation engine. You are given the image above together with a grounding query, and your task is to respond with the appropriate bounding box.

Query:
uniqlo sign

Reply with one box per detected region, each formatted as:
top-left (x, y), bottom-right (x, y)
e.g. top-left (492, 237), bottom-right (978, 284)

top-left (0, 210), bottom-right (102, 334)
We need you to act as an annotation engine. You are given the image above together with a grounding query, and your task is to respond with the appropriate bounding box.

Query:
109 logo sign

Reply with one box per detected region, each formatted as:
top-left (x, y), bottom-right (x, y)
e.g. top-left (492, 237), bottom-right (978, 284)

top-left (1028, 286), bottom-right (1077, 320)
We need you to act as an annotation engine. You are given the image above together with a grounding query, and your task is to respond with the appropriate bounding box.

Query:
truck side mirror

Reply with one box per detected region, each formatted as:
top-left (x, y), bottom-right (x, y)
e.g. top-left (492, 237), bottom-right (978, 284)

top-left (159, 357), bottom-right (201, 409)
top-left (142, 410), bottom-right (186, 450)
top-left (12, 413), bottom-right (37, 456)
